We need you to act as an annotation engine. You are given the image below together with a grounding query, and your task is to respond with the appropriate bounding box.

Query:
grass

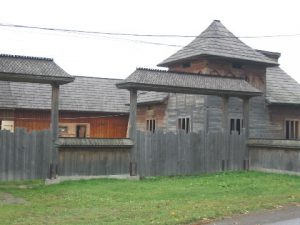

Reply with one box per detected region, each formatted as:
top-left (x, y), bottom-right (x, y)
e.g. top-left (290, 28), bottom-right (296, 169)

top-left (1, 171), bottom-right (300, 225)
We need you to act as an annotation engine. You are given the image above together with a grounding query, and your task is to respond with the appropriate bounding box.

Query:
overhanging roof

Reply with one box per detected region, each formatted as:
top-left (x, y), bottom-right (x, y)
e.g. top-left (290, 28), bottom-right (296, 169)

top-left (0, 76), bottom-right (129, 113)
top-left (0, 54), bottom-right (74, 84)
top-left (117, 68), bottom-right (262, 98)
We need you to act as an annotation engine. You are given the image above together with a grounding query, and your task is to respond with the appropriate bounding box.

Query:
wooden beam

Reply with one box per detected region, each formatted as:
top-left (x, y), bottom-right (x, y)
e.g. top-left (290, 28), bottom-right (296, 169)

top-left (50, 84), bottom-right (59, 178)
top-left (222, 96), bottom-right (229, 131)
top-left (221, 96), bottom-right (229, 170)
top-left (243, 97), bottom-right (250, 138)
top-left (128, 89), bottom-right (137, 176)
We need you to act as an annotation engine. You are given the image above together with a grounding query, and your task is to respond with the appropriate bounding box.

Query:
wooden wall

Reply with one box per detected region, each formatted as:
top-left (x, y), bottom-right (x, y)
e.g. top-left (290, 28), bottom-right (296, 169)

top-left (13, 109), bottom-right (128, 138)
top-left (136, 104), bottom-right (167, 131)
top-left (205, 95), bottom-right (284, 139)
top-left (268, 105), bottom-right (300, 139)
top-left (165, 93), bottom-right (206, 133)
top-left (169, 58), bottom-right (267, 91)
top-left (249, 139), bottom-right (300, 174)
top-left (59, 147), bottom-right (130, 176)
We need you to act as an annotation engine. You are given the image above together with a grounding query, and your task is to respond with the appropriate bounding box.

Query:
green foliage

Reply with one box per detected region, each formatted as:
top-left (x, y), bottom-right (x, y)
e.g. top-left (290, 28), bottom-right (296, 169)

top-left (1, 171), bottom-right (300, 225)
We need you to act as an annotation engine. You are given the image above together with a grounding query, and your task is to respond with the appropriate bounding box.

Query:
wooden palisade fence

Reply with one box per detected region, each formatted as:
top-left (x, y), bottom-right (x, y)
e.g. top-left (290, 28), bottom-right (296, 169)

top-left (137, 129), bottom-right (247, 177)
top-left (0, 129), bottom-right (53, 181)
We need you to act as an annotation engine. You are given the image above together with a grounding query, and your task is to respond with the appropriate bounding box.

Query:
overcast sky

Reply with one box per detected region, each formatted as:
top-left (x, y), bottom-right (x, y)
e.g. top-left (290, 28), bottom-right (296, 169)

top-left (0, 0), bottom-right (299, 83)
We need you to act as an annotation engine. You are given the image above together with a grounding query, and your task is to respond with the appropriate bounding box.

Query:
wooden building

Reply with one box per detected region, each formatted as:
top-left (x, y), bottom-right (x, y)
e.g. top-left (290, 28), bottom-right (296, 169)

top-left (0, 55), bottom-right (129, 138)
top-left (130, 20), bottom-right (300, 140)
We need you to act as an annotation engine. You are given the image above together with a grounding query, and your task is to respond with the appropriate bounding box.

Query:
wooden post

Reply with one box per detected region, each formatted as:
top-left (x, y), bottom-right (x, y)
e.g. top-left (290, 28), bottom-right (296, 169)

top-left (50, 83), bottom-right (59, 178)
top-left (222, 96), bottom-right (229, 132)
top-left (242, 97), bottom-right (250, 170)
top-left (242, 97), bottom-right (250, 138)
top-left (128, 89), bottom-right (137, 176)
top-left (221, 96), bottom-right (229, 170)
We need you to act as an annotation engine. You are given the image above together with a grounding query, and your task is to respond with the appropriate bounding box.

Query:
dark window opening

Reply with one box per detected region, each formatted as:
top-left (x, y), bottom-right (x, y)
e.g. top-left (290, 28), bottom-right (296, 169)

top-left (230, 118), bottom-right (243, 135)
top-left (286, 120), bottom-right (299, 139)
top-left (146, 119), bottom-right (156, 133)
top-left (182, 62), bottom-right (191, 68)
top-left (76, 125), bottom-right (87, 138)
top-left (178, 117), bottom-right (190, 133)
top-left (232, 62), bottom-right (243, 69)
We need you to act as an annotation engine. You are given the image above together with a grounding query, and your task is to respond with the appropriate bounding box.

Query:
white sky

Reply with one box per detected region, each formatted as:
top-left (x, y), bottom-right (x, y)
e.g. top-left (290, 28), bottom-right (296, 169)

top-left (0, 0), bottom-right (299, 83)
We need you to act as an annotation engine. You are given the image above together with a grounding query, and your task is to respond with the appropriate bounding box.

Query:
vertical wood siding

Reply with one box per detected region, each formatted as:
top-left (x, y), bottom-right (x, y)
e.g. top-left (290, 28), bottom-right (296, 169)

top-left (137, 130), bottom-right (247, 177)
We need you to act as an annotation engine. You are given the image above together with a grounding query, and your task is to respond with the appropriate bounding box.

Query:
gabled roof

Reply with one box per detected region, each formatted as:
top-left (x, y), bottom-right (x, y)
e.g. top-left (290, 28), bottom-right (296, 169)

top-left (0, 76), bottom-right (129, 113)
top-left (0, 54), bottom-right (74, 84)
top-left (266, 67), bottom-right (300, 105)
top-left (117, 68), bottom-right (262, 97)
top-left (158, 20), bottom-right (278, 67)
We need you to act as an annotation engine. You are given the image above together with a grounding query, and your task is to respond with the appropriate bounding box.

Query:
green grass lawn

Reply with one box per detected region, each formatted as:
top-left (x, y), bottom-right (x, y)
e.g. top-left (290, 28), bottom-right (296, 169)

top-left (1, 171), bottom-right (300, 225)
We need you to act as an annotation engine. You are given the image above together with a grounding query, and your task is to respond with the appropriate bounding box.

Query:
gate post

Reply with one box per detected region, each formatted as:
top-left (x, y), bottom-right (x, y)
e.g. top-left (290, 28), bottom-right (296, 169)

top-left (50, 83), bottom-right (59, 178)
top-left (128, 89), bottom-right (137, 176)
top-left (242, 97), bottom-right (250, 170)
top-left (221, 96), bottom-right (229, 170)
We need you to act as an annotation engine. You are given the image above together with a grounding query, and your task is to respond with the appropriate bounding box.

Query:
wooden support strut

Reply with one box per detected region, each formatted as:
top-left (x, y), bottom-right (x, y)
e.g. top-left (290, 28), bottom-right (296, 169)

top-left (242, 97), bottom-right (250, 170)
top-left (50, 83), bottom-right (59, 178)
top-left (242, 97), bottom-right (250, 139)
top-left (221, 96), bottom-right (229, 170)
top-left (128, 89), bottom-right (137, 176)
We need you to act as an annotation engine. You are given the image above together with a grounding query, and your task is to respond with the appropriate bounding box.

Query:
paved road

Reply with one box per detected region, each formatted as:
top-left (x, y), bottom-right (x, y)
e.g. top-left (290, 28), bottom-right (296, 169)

top-left (265, 218), bottom-right (300, 225)
top-left (205, 205), bottom-right (300, 225)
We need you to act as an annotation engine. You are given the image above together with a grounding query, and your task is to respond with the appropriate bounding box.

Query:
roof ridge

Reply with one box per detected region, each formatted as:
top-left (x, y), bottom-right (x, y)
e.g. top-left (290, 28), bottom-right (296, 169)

top-left (136, 67), bottom-right (246, 80)
top-left (0, 54), bottom-right (53, 61)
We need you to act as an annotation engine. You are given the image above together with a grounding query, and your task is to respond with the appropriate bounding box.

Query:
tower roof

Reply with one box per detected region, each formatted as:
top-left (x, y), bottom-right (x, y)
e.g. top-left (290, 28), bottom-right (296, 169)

top-left (158, 20), bottom-right (278, 67)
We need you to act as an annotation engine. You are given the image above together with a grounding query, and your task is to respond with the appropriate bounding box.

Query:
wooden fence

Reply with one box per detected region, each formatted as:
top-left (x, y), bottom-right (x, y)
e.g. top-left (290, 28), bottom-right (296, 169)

top-left (137, 130), bottom-right (247, 176)
top-left (249, 139), bottom-right (300, 174)
top-left (0, 129), bottom-right (53, 181)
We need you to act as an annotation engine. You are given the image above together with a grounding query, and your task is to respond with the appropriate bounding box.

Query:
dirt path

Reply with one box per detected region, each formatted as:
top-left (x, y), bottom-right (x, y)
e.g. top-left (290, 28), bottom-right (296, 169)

top-left (0, 192), bottom-right (26, 205)
top-left (201, 204), bottom-right (300, 225)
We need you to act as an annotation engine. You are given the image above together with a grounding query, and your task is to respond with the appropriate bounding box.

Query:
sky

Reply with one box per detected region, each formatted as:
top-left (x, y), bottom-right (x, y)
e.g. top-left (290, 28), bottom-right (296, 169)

top-left (0, 0), bottom-right (299, 83)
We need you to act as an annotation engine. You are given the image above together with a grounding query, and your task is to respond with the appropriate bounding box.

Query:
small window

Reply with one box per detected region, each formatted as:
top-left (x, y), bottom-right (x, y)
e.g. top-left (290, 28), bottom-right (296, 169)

top-left (59, 126), bottom-right (68, 135)
top-left (182, 62), bottom-right (191, 68)
top-left (230, 118), bottom-right (243, 135)
top-left (1, 120), bottom-right (14, 132)
top-left (285, 120), bottom-right (299, 140)
top-left (178, 117), bottom-right (190, 133)
top-left (232, 62), bottom-right (242, 69)
top-left (146, 119), bottom-right (156, 133)
top-left (76, 125), bottom-right (87, 138)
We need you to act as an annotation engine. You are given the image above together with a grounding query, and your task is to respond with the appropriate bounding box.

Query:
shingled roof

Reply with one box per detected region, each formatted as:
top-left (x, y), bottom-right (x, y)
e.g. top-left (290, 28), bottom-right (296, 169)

top-left (158, 20), bottom-right (278, 67)
top-left (266, 67), bottom-right (300, 105)
top-left (0, 76), bottom-right (129, 113)
top-left (137, 91), bottom-right (169, 104)
top-left (117, 68), bottom-right (262, 97)
top-left (0, 54), bottom-right (74, 84)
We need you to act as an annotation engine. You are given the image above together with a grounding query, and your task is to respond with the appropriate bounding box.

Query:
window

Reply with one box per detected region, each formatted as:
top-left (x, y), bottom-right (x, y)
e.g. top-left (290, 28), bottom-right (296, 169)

top-left (76, 125), bottom-right (87, 138)
top-left (59, 126), bottom-right (68, 136)
top-left (285, 120), bottom-right (299, 140)
top-left (230, 118), bottom-right (243, 135)
top-left (1, 120), bottom-right (14, 132)
top-left (178, 117), bottom-right (190, 133)
top-left (146, 119), bottom-right (156, 133)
